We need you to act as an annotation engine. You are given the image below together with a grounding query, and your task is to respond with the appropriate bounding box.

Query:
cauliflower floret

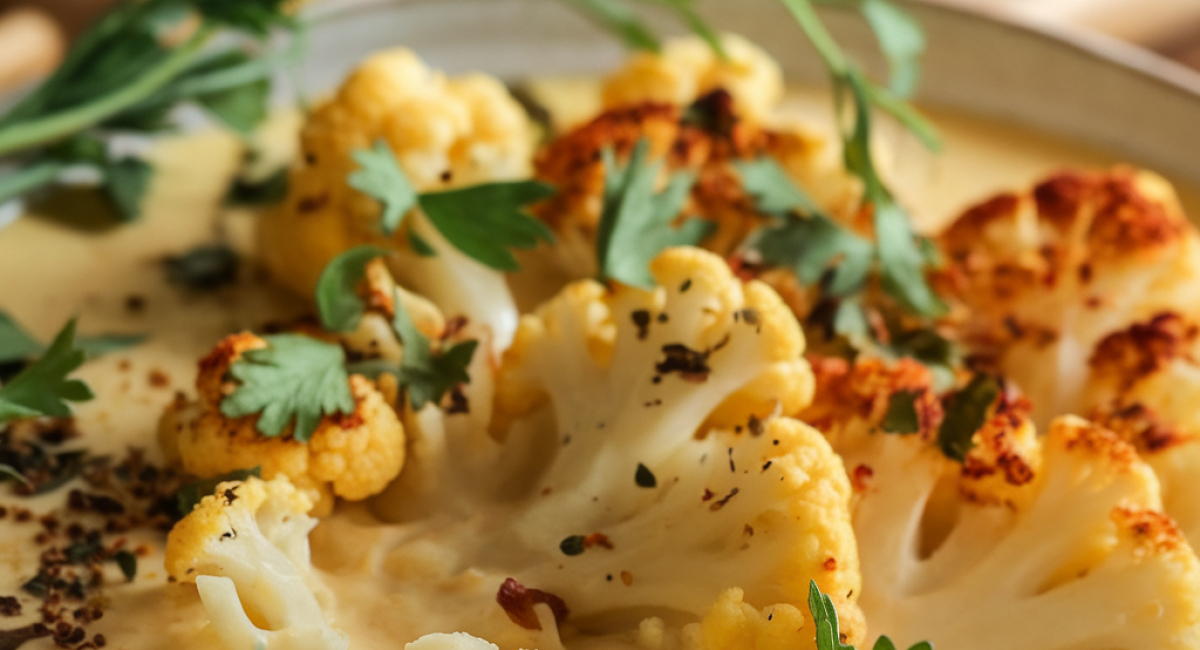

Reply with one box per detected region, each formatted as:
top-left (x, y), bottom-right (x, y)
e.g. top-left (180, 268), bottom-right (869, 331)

top-left (159, 332), bottom-right (405, 516)
top-left (800, 357), bottom-right (1200, 649)
top-left (405, 633), bottom-right (501, 650)
top-left (367, 247), bottom-right (861, 650)
top-left (1086, 312), bottom-right (1200, 547)
top-left (260, 48), bottom-right (537, 350)
top-left (165, 476), bottom-right (349, 650)
top-left (936, 168), bottom-right (1200, 426)
top-left (602, 34), bottom-right (784, 123)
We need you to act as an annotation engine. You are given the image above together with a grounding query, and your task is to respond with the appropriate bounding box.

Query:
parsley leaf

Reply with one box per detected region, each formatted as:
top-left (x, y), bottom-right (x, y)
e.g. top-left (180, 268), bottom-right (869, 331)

top-left (420, 181), bottom-right (556, 272)
top-left (390, 290), bottom-right (478, 411)
top-left (0, 312), bottom-right (45, 364)
top-left (858, 0), bottom-right (925, 98)
top-left (348, 142), bottom-right (555, 269)
top-left (220, 334), bottom-right (355, 442)
top-left (349, 141), bottom-right (419, 236)
top-left (0, 320), bottom-right (93, 422)
top-left (938, 373), bottom-right (998, 462)
top-left (596, 138), bottom-right (714, 288)
top-left (315, 245), bottom-right (392, 332)
top-left (738, 157), bottom-right (874, 296)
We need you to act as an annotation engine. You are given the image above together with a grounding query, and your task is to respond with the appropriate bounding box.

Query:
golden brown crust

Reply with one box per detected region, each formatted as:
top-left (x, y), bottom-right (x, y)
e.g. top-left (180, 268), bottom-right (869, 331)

top-left (1111, 505), bottom-right (1189, 558)
top-left (1058, 418), bottom-right (1141, 468)
top-left (960, 395), bottom-right (1036, 488)
top-left (1089, 312), bottom-right (1199, 386)
top-left (1089, 402), bottom-right (1194, 454)
top-left (802, 356), bottom-right (943, 442)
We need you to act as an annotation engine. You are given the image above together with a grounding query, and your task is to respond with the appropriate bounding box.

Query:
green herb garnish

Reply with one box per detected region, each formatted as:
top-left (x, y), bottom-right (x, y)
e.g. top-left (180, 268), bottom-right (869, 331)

top-left (0, 310), bottom-right (145, 367)
top-left (314, 245), bottom-right (392, 333)
top-left (176, 466), bottom-right (262, 516)
top-left (880, 390), bottom-right (920, 434)
top-left (220, 334), bottom-right (355, 442)
top-left (596, 138), bottom-right (714, 288)
top-left (349, 141), bottom-right (555, 270)
top-left (389, 290), bottom-right (479, 411)
top-left (0, 319), bottom-right (93, 422)
top-left (0, 0), bottom-right (299, 221)
top-left (559, 0), bottom-right (726, 58)
top-left (114, 550), bottom-right (138, 582)
top-left (560, 535), bottom-right (587, 556)
top-left (937, 373), bottom-right (998, 462)
top-left (808, 580), bottom-right (932, 650)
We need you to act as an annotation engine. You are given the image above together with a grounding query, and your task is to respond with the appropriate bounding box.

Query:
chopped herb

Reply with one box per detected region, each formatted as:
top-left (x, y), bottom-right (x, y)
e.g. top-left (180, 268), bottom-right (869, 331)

top-left (314, 245), bottom-right (391, 332)
top-left (348, 143), bottom-right (555, 270)
top-left (938, 373), bottom-right (999, 461)
top-left (0, 320), bottom-right (93, 423)
top-left (596, 138), bottom-right (714, 288)
top-left (113, 550), bottom-right (138, 581)
top-left (419, 181), bottom-right (556, 272)
top-left (880, 390), bottom-right (920, 434)
top-left (165, 244), bottom-right (240, 290)
top-left (220, 334), bottom-right (355, 442)
top-left (559, 535), bottom-right (586, 556)
top-left (634, 463), bottom-right (657, 488)
top-left (175, 467), bottom-right (261, 516)
top-left (390, 290), bottom-right (478, 411)
top-left (348, 140), bottom-right (419, 235)
top-left (808, 579), bottom-right (932, 650)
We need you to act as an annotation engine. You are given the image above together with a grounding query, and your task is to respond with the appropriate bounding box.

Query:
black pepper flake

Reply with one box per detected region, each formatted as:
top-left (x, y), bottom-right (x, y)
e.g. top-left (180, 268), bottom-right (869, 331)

top-left (709, 488), bottom-right (739, 511)
top-left (656, 313), bottom-right (668, 323)
top-left (631, 311), bottom-right (652, 340)
top-left (680, 279), bottom-right (692, 293)
top-left (559, 536), bottom-right (586, 556)
top-left (747, 415), bottom-right (764, 437)
top-left (727, 448), bottom-right (735, 472)
top-left (634, 464), bottom-right (656, 488)
top-left (761, 461), bottom-right (773, 472)
top-left (655, 344), bottom-right (712, 383)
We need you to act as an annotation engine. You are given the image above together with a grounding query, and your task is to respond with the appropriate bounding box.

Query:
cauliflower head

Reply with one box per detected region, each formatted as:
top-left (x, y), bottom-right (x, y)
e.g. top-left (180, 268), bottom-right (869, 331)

top-left (165, 476), bottom-right (349, 650)
top-left (602, 34), bottom-right (784, 123)
top-left (260, 48), bottom-right (537, 349)
top-left (801, 356), bottom-right (1200, 649)
top-left (368, 247), bottom-right (862, 650)
top-left (159, 332), bottom-right (405, 516)
top-left (936, 168), bottom-right (1200, 426)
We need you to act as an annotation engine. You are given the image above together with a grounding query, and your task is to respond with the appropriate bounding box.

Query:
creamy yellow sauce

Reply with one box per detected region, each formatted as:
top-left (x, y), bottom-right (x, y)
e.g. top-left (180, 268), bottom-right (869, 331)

top-left (2, 86), bottom-right (1199, 650)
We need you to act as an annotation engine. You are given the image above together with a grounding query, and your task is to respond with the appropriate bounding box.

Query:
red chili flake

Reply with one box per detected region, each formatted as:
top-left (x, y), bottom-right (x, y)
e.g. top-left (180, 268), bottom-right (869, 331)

top-left (701, 488), bottom-right (715, 501)
top-left (582, 533), bottom-right (614, 550)
top-left (823, 558), bottom-right (838, 571)
top-left (851, 465), bottom-right (874, 492)
top-left (147, 370), bottom-right (170, 388)
top-left (495, 578), bottom-right (569, 631)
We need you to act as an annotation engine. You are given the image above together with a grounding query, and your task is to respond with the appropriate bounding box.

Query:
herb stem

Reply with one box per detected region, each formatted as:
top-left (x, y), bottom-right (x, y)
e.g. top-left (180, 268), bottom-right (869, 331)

top-left (777, 0), bottom-right (849, 73)
top-left (0, 26), bottom-right (213, 157)
top-left (0, 160), bottom-right (67, 205)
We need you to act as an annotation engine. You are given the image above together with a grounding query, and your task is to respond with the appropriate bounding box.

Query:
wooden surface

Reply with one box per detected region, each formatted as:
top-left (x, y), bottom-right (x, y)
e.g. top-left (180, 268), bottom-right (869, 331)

top-left (0, 0), bottom-right (1198, 93)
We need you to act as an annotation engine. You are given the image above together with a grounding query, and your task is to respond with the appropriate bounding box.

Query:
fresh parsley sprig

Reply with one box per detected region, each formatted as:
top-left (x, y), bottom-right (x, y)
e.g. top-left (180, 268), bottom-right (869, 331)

top-left (596, 138), bottom-right (714, 288)
top-left (0, 320), bottom-right (94, 423)
top-left (349, 141), bottom-right (556, 271)
top-left (0, 0), bottom-right (299, 221)
top-left (315, 247), bottom-right (480, 411)
top-left (808, 580), bottom-right (932, 650)
top-left (220, 334), bottom-right (355, 442)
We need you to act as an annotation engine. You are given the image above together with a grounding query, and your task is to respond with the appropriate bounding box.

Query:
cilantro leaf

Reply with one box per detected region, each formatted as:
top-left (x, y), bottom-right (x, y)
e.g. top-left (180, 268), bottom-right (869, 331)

top-left (0, 319), bottom-right (93, 422)
top-left (176, 466), bottom-right (261, 516)
top-left (220, 334), bottom-right (355, 442)
top-left (938, 373), bottom-right (999, 462)
top-left (596, 138), bottom-right (714, 288)
top-left (315, 245), bottom-right (392, 332)
top-left (349, 140), bottom-right (419, 235)
top-left (391, 290), bottom-right (478, 410)
top-left (419, 181), bottom-right (556, 271)
top-left (737, 157), bottom-right (873, 296)
top-left (860, 0), bottom-right (925, 98)
top-left (0, 312), bottom-right (45, 364)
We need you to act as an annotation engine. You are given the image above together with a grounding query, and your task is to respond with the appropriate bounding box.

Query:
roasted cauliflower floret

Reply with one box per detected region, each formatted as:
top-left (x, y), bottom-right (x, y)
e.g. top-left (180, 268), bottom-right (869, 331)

top-left (260, 48), bottom-right (536, 349)
top-left (165, 476), bottom-right (349, 650)
top-left (801, 357), bottom-right (1200, 649)
top-left (936, 168), bottom-right (1200, 426)
top-left (602, 34), bottom-right (784, 123)
top-left (159, 332), bottom-right (405, 516)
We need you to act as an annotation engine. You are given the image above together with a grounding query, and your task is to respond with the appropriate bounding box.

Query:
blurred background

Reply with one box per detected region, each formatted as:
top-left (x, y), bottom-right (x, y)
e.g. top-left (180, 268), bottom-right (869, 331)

top-left (2, 0), bottom-right (1200, 92)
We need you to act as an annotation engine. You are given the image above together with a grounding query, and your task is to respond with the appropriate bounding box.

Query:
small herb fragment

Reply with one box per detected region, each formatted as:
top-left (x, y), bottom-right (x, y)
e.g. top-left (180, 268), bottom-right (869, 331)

top-left (559, 535), bottom-right (586, 556)
top-left (175, 466), bottom-right (262, 516)
top-left (114, 550), bottom-right (138, 582)
top-left (634, 463), bottom-right (657, 488)
top-left (808, 580), bottom-right (932, 650)
top-left (937, 374), bottom-right (999, 462)
top-left (389, 290), bottom-right (478, 411)
top-left (348, 141), bottom-right (419, 235)
top-left (314, 245), bottom-right (391, 332)
top-left (881, 390), bottom-right (921, 434)
top-left (220, 334), bottom-right (355, 442)
top-left (0, 320), bottom-right (93, 423)
top-left (165, 244), bottom-right (239, 290)
top-left (596, 138), bottom-right (714, 288)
